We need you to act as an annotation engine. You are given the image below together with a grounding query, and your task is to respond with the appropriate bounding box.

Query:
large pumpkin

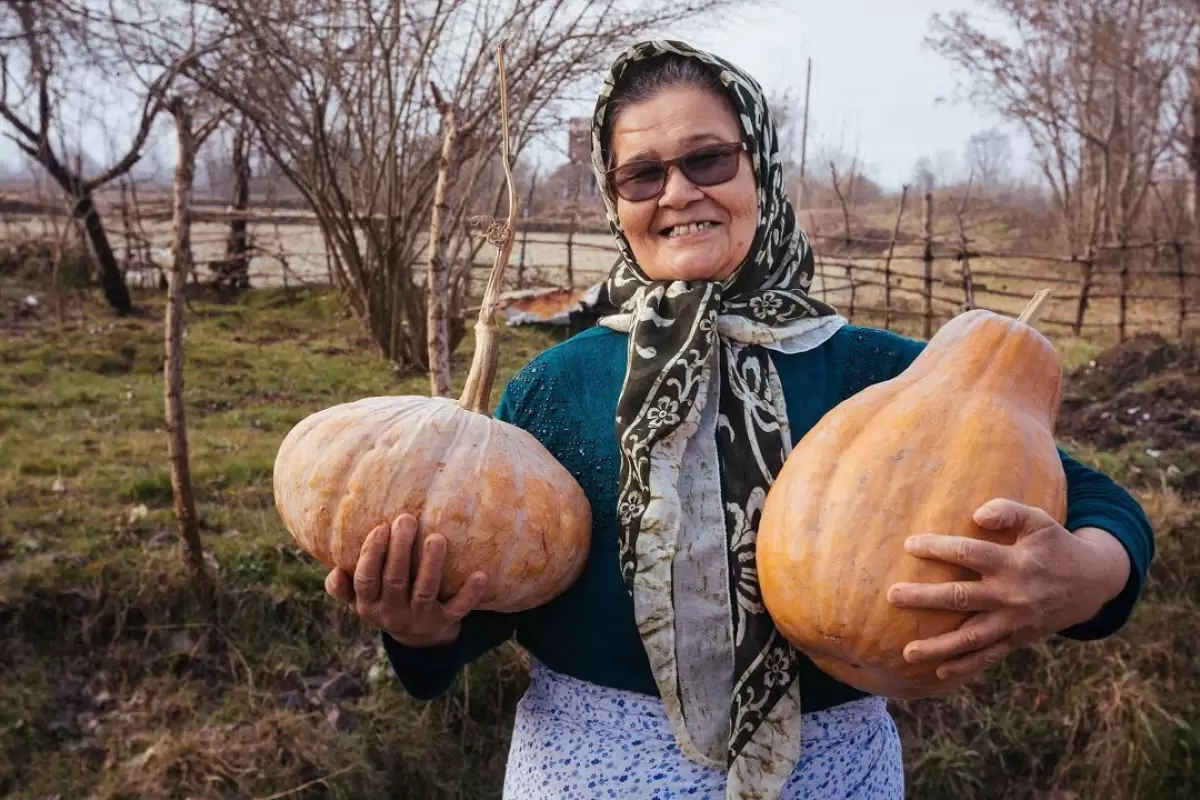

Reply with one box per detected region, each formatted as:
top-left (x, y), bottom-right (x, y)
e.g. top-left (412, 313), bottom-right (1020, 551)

top-left (757, 298), bottom-right (1066, 699)
top-left (273, 395), bottom-right (592, 612)
top-left (273, 47), bottom-right (591, 614)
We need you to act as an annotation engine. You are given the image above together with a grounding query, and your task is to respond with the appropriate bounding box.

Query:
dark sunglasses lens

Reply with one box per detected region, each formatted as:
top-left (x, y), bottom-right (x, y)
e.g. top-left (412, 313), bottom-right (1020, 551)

top-left (681, 148), bottom-right (740, 186)
top-left (614, 165), bottom-right (665, 201)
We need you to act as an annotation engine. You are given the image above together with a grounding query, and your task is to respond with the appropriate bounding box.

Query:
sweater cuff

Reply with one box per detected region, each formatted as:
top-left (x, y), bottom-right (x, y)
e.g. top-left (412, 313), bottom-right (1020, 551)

top-left (380, 630), bottom-right (464, 701)
top-left (1056, 510), bottom-right (1147, 641)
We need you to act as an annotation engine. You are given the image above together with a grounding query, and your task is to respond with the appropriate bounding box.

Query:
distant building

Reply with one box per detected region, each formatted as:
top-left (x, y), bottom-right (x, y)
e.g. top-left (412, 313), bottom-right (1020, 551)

top-left (568, 117), bottom-right (591, 165)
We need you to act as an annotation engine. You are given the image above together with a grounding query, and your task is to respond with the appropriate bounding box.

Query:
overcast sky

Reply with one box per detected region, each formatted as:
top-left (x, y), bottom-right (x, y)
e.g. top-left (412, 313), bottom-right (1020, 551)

top-left (0, 0), bottom-right (1022, 191)
top-left (525, 0), bottom-right (1020, 189)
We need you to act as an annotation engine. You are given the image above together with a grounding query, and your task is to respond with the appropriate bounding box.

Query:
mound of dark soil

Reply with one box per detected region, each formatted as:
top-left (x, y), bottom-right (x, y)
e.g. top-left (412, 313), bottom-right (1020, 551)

top-left (1059, 333), bottom-right (1200, 453)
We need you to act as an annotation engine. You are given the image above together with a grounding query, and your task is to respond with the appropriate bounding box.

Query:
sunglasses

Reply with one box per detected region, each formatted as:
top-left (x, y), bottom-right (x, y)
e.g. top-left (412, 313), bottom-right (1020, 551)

top-left (607, 141), bottom-right (748, 202)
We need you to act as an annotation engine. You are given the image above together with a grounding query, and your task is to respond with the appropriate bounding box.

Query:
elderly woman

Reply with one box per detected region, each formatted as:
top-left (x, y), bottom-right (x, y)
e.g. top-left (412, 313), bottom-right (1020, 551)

top-left (325, 41), bottom-right (1153, 799)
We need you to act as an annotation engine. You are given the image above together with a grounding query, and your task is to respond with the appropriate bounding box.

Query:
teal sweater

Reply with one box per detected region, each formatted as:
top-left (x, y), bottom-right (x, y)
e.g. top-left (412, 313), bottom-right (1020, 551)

top-left (383, 324), bottom-right (1154, 713)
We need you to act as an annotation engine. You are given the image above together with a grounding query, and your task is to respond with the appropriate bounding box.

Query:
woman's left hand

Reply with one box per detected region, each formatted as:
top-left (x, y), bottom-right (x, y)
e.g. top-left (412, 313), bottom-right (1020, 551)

top-left (886, 498), bottom-right (1131, 681)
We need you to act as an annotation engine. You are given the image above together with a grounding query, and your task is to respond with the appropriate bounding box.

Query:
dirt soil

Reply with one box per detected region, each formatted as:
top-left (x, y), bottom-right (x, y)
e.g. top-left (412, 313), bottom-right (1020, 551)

top-left (1058, 332), bottom-right (1200, 464)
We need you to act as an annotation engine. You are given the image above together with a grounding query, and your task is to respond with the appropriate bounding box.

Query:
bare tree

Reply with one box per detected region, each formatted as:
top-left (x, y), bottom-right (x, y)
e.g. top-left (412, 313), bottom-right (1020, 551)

top-left (0, 0), bottom-right (215, 314)
top-left (165, 91), bottom-right (225, 610)
top-left (427, 84), bottom-right (456, 398)
top-left (929, 0), bottom-right (1197, 253)
top-left (1186, 38), bottom-right (1200, 232)
top-left (911, 155), bottom-right (937, 195)
top-left (964, 127), bottom-right (1013, 194)
top-left (829, 159), bottom-right (857, 244)
top-left (186, 0), bottom-right (755, 373)
top-left (213, 113), bottom-right (253, 293)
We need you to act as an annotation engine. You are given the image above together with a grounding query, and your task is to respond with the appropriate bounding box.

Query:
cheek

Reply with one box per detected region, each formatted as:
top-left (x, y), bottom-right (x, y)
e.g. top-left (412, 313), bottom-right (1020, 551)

top-left (720, 177), bottom-right (759, 244)
top-left (616, 200), bottom-right (655, 245)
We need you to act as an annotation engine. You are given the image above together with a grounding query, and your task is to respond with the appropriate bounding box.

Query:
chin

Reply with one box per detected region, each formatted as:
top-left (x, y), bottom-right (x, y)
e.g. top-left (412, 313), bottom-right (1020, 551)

top-left (654, 257), bottom-right (733, 283)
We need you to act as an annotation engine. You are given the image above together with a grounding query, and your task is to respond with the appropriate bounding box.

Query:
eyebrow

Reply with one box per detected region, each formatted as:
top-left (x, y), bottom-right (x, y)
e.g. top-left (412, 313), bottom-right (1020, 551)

top-left (616, 133), bottom-right (730, 166)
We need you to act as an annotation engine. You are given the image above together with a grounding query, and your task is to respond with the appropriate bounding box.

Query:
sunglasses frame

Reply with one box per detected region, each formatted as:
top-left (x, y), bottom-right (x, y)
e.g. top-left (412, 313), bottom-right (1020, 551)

top-left (606, 141), bottom-right (749, 202)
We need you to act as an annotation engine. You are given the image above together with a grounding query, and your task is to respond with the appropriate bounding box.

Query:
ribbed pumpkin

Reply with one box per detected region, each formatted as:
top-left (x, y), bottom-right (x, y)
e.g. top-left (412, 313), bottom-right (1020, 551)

top-left (757, 293), bottom-right (1066, 699)
top-left (273, 48), bottom-right (592, 613)
top-left (273, 394), bottom-right (592, 612)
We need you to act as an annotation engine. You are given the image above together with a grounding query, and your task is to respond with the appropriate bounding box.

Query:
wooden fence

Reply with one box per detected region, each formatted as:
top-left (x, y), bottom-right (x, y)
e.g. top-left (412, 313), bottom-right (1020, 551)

top-left (802, 192), bottom-right (1198, 342)
top-left (5, 193), bottom-right (1196, 341)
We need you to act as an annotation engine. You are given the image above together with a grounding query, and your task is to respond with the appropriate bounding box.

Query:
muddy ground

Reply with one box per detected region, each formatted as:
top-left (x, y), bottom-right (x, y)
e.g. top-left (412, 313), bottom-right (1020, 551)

top-left (1058, 332), bottom-right (1200, 490)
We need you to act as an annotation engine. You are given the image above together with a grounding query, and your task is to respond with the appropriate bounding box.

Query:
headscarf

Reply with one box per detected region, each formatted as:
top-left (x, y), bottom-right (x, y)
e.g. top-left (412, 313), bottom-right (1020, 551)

top-left (591, 40), bottom-right (846, 798)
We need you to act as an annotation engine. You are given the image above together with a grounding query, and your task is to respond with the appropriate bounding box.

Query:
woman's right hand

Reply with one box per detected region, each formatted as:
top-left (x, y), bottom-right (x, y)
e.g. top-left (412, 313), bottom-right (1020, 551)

top-left (324, 513), bottom-right (490, 648)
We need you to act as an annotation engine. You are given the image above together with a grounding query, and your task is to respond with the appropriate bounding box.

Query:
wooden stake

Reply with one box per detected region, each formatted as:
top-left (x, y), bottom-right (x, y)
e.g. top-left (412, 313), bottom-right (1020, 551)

top-left (427, 82), bottom-right (457, 398)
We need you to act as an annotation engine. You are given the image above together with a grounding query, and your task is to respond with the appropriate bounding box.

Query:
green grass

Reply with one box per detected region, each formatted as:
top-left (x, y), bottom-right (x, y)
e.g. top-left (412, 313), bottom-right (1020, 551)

top-left (1, 279), bottom-right (1197, 798)
top-left (0, 282), bottom-right (561, 799)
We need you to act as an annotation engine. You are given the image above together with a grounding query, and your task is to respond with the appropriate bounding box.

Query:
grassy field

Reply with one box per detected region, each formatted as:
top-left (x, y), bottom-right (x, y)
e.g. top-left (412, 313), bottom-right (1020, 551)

top-left (1, 264), bottom-right (1198, 797)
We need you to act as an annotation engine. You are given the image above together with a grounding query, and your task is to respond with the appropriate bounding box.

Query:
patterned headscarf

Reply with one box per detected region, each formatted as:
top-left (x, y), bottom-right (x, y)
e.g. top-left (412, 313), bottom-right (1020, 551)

top-left (592, 40), bottom-right (845, 798)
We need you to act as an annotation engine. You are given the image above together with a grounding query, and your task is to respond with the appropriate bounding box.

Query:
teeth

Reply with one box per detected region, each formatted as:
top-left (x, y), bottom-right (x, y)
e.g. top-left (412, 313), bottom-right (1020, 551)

top-left (667, 222), bottom-right (715, 239)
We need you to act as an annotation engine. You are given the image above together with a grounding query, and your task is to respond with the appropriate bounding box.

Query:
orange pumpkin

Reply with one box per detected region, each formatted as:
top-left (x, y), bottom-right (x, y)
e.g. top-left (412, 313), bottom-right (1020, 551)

top-left (757, 295), bottom-right (1066, 699)
top-left (273, 395), bottom-right (592, 612)
top-left (273, 47), bottom-right (591, 613)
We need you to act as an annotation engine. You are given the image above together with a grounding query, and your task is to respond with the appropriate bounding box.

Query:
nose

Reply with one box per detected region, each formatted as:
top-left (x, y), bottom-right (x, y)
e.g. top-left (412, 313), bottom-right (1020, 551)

top-left (658, 163), bottom-right (704, 209)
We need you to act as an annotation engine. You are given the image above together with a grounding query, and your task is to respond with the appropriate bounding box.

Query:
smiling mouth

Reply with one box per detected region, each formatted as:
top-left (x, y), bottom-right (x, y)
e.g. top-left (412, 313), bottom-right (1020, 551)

top-left (661, 221), bottom-right (720, 240)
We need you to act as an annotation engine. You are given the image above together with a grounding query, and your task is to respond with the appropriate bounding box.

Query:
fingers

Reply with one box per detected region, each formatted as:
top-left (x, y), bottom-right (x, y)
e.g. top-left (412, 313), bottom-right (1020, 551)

top-left (443, 570), bottom-right (489, 620)
top-left (411, 534), bottom-right (447, 614)
top-left (382, 514), bottom-right (418, 597)
top-left (325, 568), bottom-right (355, 603)
top-left (904, 534), bottom-right (1010, 575)
top-left (353, 523), bottom-right (391, 604)
top-left (903, 613), bottom-right (1013, 665)
top-left (888, 579), bottom-right (1004, 613)
top-left (973, 498), bottom-right (1055, 534)
top-left (934, 637), bottom-right (1015, 681)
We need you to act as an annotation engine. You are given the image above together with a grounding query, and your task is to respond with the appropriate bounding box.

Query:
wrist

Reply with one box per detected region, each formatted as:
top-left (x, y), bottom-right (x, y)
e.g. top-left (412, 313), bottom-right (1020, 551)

top-left (1073, 526), bottom-right (1131, 608)
top-left (385, 623), bottom-right (461, 650)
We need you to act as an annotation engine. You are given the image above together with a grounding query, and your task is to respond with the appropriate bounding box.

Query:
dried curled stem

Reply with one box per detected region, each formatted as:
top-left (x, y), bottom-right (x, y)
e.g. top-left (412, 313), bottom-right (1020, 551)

top-left (458, 42), bottom-right (518, 415)
top-left (1017, 288), bottom-right (1052, 327)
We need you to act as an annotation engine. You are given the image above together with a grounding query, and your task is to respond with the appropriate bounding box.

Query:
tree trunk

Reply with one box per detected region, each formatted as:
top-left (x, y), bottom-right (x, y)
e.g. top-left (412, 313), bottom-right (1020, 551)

top-left (76, 192), bottom-right (133, 314)
top-left (218, 117), bottom-right (253, 292)
top-left (427, 93), bottom-right (457, 398)
top-left (29, 144), bottom-right (134, 314)
top-left (1190, 55), bottom-right (1200, 234)
top-left (166, 99), bottom-right (215, 613)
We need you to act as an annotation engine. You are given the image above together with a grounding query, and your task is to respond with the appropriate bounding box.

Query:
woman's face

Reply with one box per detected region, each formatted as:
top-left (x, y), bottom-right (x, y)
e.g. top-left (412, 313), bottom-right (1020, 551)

top-left (608, 85), bottom-right (758, 283)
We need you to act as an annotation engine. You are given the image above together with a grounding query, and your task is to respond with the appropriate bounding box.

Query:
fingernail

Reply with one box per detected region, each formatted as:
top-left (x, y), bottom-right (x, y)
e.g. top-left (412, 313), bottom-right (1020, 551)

top-left (393, 514), bottom-right (418, 535)
top-left (904, 536), bottom-right (922, 553)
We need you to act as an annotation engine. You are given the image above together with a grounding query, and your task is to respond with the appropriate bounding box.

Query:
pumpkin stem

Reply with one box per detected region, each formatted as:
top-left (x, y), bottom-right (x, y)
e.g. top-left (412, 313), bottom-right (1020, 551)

top-left (459, 42), bottom-right (517, 416)
top-left (1017, 288), bottom-right (1052, 327)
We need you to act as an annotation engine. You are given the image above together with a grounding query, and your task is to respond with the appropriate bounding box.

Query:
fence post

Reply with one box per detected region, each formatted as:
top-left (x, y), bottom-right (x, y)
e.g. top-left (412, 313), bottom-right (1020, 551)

top-left (815, 249), bottom-right (829, 306)
top-left (883, 186), bottom-right (910, 331)
top-left (1074, 251), bottom-right (1094, 335)
top-left (517, 223), bottom-right (528, 289)
top-left (846, 261), bottom-right (855, 319)
top-left (960, 253), bottom-right (975, 312)
top-left (1176, 239), bottom-right (1188, 339)
top-left (566, 213), bottom-right (577, 289)
top-left (922, 190), bottom-right (934, 339)
top-left (1118, 243), bottom-right (1130, 343)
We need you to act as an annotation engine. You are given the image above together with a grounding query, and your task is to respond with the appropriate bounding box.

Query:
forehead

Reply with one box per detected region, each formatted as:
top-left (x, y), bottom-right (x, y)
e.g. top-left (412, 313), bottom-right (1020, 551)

top-left (609, 85), bottom-right (742, 164)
